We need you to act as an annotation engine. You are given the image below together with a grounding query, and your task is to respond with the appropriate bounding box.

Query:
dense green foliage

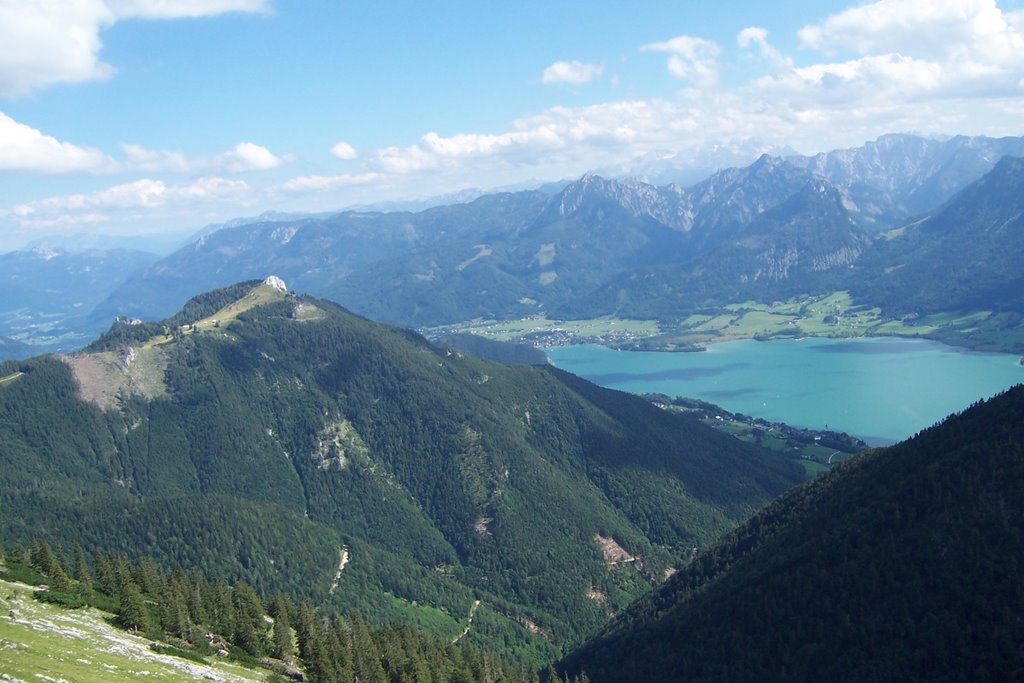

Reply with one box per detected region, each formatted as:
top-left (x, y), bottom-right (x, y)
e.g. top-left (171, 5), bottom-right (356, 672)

top-left (0, 283), bottom-right (800, 662)
top-left (562, 384), bottom-right (1024, 682)
top-left (2, 545), bottom-right (578, 683)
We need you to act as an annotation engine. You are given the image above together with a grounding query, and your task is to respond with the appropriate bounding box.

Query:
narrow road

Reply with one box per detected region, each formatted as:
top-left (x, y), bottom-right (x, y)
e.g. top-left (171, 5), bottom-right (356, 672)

top-left (827, 450), bottom-right (841, 465)
top-left (451, 599), bottom-right (481, 644)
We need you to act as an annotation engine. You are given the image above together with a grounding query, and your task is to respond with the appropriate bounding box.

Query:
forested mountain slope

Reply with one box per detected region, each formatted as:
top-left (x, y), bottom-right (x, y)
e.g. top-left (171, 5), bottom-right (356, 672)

top-left (0, 279), bottom-right (801, 660)
top-left (851, 155), bottom-right (1024, 316)
top-left (562, 384), bottom-right (1024, 682)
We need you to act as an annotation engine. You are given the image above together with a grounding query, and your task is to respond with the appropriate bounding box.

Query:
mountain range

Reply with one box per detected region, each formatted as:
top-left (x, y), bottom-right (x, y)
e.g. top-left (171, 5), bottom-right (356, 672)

top-left (4, 133), bottom-right (1024, 360)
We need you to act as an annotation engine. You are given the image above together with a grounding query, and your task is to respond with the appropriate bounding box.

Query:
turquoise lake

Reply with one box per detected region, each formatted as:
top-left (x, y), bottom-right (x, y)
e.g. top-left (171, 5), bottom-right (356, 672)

top-left (547, 337), bottom-right (1024, 445)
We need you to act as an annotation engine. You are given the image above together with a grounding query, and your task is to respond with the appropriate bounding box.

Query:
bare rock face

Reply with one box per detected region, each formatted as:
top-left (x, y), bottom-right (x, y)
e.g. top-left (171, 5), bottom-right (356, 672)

top-left (263, 275), bottom-right (287, 292)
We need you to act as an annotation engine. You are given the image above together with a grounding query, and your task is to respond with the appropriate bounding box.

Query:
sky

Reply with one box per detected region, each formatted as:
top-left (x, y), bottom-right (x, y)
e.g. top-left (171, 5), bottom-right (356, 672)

top-left (1, 0), bottom-right (1023, 252)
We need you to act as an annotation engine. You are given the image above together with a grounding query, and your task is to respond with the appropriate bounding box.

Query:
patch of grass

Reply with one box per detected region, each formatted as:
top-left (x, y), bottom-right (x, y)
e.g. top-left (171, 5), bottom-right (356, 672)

top-left (1, 561), bottom-right (48, 585)
top-left (383, 593), bottom-right (461, 638)
top-left (799, 460), bottom-right (830, 477)
top-left (0, 371), bottom-right (24, 386)
top-left (0, 577), bottom-right (269, 683)
top-left (292, 301), bottom-right (326, 322)
top-left (191, 283), bottom-right (289, 332)
top-left (138, 283), bottom-right (291, 350)
top-left (439, 291), bottom-right (1024, 354)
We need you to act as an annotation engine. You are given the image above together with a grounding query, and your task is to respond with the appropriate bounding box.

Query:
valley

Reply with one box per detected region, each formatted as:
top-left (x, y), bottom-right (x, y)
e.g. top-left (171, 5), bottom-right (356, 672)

top-left (429, 290), bottom-right (1024, 355)
top-left (6, 2), bottom-right (1024, 679)
top-left (0, 129), bottom-right (1022, 682)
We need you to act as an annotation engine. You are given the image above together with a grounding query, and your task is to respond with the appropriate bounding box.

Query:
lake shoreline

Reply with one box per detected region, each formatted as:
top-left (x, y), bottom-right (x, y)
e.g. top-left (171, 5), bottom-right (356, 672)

top-left (548, 337), bottom-right (1024, 446)
top-left (595, 321), bottom-right (1024, 357)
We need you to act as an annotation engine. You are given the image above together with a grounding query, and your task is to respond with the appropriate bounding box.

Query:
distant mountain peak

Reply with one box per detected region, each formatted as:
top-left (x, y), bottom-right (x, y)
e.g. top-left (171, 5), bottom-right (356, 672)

top-left (551, 173), bottom-right (691, 230)
top-left (28, 245), bottom-right (62, 260)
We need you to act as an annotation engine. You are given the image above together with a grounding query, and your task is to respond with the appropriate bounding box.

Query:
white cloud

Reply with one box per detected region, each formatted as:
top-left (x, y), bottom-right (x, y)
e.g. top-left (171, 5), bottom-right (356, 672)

top-left (641, 35), bottom-right (721, 86)
top-left (0, 1), bottom-right (115, 96)
top-left (793, 0), bottom-right (1024, 99)
top-left (0, 112), bottom-right (112, 172)
top-left (371, 144), bottom-right (441, 174)
top-left (718, 0), bottom-right (1024, 129)
top-left (330, 140), bottom-right (359, 160)
top-left (799, 0), bottom-right (1006, 58)
top-left (107, 0), bottom-right (270, 20)
top-left (0, 114), bottom-right (287, 175)
top-left (422, 129), bottom-right (564, 158)
top-left (0, 0), bottom-right (269, 97)
top-left (10, 176), bottom-right (250, 226)
top-left (361, 99), bottom-right (686, 183)
top-left (281, 172), bottom-right (381, 192)
top-left (221, 142), bottom-right (285, 172)
top-left (738, 27), bottom-right (792, 70)
top-left (542, 60), bottom-right (605, 85)
top-left (120, 143), bottom-right (191, 173)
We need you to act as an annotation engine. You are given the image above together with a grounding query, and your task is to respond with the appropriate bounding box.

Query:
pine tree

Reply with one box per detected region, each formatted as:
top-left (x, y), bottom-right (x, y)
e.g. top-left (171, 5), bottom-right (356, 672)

top-left (11, 543), bottom-right (28, 564)
top-left (350, 611), bottom-right (387, 683)
top-left (159, 575), bottom-right (190, 639)
top-left (186, 569), bottom-right (209, 628)
top-left (208, 578), bottom-right (236, 638)
top-left (295, 600), bottom-right (338, 683)
top-left (232, 580), bottom-right (267, 657)
top-left (49, 563), bottom-right (73, 593)
top-left (29, 539), bottom-right (56, 576)
top-left (94, 550), bottom-right (118, 596)
top-left (268, 593), bottom-right (295, 660)
top-left (72, 544), bottom-right (92, 592)
top-left (328, 616), bottom-right (354, 682)
top-left (111, 552), bottom-right (136, 595)
top-left (135, 556), bottom-right (162, 596)
top-left (119, 581), bottom-right (152, 633)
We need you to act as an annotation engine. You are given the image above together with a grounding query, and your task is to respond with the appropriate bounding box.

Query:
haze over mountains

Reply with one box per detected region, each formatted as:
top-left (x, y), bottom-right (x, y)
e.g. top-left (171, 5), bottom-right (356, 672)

top-left (3, 132), bottom-right (1024, 359)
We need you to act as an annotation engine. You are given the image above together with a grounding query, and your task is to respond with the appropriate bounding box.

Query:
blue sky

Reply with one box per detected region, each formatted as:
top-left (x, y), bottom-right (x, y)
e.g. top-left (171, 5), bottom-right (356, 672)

top-left (2, 0), bottom-right (1023, 251)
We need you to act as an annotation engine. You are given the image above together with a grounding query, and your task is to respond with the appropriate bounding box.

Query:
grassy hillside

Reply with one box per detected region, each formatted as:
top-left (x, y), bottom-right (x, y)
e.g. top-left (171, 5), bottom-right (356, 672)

top-left (0, 576), bottom-right (270, 683)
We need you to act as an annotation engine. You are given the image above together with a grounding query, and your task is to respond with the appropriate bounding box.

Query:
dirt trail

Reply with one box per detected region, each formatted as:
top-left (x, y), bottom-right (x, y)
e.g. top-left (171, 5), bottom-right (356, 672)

top-left (328, 545), bottom-right (350, 594)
